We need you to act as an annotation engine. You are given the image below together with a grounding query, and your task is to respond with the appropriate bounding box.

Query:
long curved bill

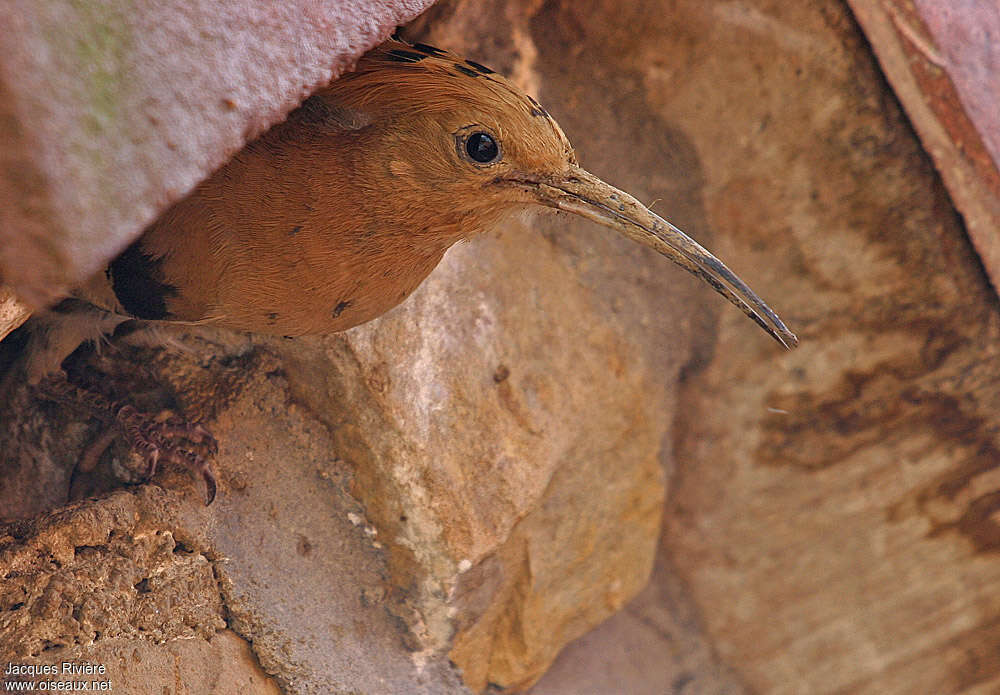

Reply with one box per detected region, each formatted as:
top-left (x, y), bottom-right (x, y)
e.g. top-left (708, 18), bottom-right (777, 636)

top-left (521, 167), bottom-right (798, 349)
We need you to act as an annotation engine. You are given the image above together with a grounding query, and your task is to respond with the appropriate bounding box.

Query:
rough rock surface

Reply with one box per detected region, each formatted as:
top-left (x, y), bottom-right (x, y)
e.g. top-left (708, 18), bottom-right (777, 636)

top-left (0, 0), bottom-right (436, 308)
top-left (0, 490), bottom-right (278, 694)
top-left (1, 344), bottom-right (471, 694)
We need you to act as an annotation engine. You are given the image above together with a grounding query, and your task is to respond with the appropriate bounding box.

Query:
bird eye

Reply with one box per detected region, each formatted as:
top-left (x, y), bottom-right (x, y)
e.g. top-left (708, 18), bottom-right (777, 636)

top-left (465, 131), bottom-right (500, 164)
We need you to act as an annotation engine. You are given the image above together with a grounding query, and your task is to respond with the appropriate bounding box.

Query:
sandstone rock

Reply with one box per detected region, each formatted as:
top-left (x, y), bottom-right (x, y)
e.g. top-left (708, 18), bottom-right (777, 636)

top-left (640, 1), bottom-right (1000, 692)
top-left (0, 490), bottom-right (226, 657)
top-left (529, 554), bottom-right (747, 695)
top-left (276, 217), bottom-right (675, 690)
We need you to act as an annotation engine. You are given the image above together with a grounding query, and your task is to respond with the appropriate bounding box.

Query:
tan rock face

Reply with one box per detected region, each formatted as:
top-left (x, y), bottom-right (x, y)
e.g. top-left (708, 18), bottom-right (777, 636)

top-left (626, 1), bottom-right (1000, 693)
top-left (4, 549), bottom-right (277, 695)
top-left (277, 217), bottom-right (676, 690)
top-left (1, 490), bottom-right (223, 658)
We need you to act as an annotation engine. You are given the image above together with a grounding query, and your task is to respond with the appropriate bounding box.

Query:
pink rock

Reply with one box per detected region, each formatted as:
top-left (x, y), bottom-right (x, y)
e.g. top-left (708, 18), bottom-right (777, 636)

top-left (0, 0), bottom-right (436, 309)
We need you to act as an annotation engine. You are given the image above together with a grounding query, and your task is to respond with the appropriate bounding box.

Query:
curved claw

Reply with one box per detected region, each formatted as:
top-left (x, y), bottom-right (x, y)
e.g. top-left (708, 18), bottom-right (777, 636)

top-left (114, 405), bottom-right (219, 504)
top-left (35, 376), bottom-right (220, 504)
top-left (202, 468), bottom-right (218, 505)
top-left (154, 445), bottom-right (218, 505)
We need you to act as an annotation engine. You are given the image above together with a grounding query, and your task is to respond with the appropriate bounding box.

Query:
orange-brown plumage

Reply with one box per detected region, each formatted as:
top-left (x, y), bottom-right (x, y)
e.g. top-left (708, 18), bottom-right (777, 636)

top-left (86, 40), bottom-right (580, 338)
top-left (7, 38), bottom-right (797, 503)
top-left (61, 37), bottom-right (795, 347)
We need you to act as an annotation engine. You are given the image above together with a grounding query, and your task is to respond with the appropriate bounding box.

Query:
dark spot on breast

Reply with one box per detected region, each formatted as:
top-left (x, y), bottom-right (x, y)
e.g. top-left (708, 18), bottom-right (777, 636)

top-left (454, 64), bottom-right (479, 78)
top-left (387, 49), bottom-right (426, 63)
top-left (109, 240), bottom-right (179, 320)
top-left (672, 673), bottom-right (695, 693)
top-left (289, 226), bottom-right (301, 237)
top-left (412, 42), bottom-right (447, 56)
top-left (332, 300), bottom-right (352, 318)
top-left (465, 59), bottom-right (495, 75)
top-left (493, 365), bottom-right (510, 383)
top-left (267, 312), bottom-right (279, 324)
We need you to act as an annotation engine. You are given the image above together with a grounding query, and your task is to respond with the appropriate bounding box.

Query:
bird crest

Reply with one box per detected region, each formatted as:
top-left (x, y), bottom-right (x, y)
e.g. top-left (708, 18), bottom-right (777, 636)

top-left (323, 38), bottom-right (576, 162)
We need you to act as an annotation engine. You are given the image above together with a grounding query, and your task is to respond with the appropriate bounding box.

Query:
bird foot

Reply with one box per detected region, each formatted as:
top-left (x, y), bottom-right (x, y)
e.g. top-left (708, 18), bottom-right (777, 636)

top-left (111, 405), bottom-right (219, 504)
top-left (36, 374), bottom-right (219, 504)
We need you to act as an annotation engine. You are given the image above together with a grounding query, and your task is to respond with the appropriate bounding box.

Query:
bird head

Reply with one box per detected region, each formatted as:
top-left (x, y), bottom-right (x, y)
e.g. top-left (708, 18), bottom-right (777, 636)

top-left (322, 39), bottom-right (797, 349)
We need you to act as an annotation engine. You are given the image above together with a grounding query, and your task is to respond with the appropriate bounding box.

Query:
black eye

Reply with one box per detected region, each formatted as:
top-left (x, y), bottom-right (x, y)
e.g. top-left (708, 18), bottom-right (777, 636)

top-left (465, 132), bottom-right (500, 163)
